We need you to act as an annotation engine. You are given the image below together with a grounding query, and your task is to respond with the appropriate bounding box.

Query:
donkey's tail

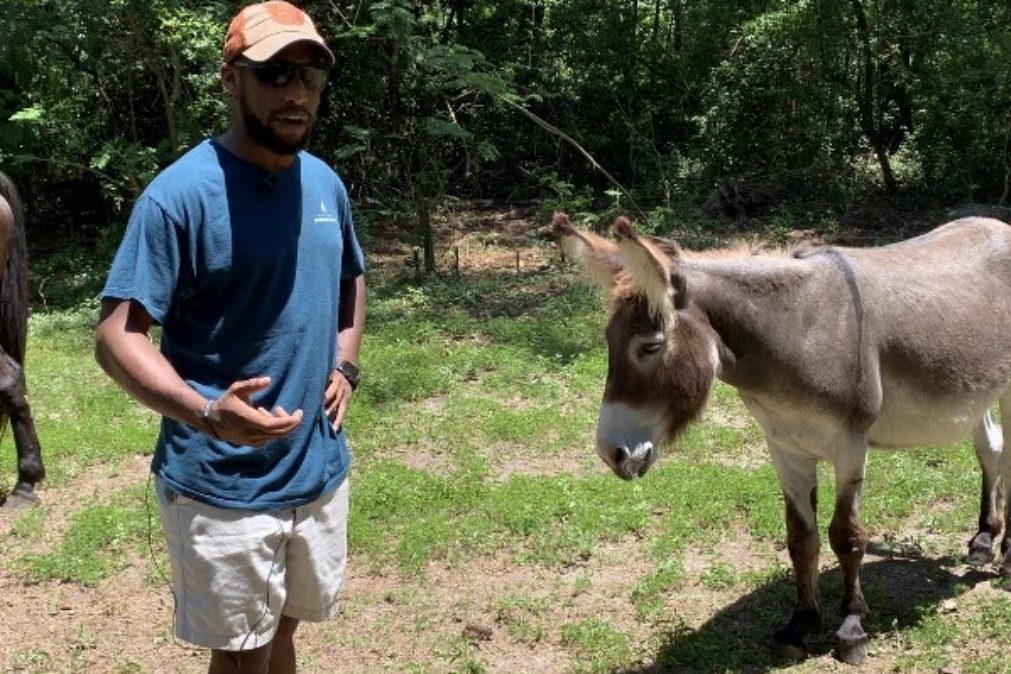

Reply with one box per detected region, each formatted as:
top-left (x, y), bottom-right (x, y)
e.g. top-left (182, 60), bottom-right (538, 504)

top-left (0, 171), bottom-right (29, 366)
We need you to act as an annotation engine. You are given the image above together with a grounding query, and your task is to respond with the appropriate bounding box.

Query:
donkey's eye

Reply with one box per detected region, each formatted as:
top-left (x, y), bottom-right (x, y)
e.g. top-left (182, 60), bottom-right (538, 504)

top-left (637, 340), bottom-right (664, 358)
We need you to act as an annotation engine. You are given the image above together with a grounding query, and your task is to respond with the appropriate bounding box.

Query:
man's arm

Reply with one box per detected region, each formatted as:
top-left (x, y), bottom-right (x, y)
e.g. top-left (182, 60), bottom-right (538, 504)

top-left (325, 274), bottom-right (366, 430)
top-left (337, 274), bottom-right (366, 365)
top-left (95, 299), bottom-right (209, 426)
top-left (95, 298), bottom-right (303, 446)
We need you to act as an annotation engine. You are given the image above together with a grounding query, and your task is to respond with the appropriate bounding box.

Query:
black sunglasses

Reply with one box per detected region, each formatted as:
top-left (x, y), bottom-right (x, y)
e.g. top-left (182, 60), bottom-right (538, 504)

top-left (232, 58), bottom-right (330, 91)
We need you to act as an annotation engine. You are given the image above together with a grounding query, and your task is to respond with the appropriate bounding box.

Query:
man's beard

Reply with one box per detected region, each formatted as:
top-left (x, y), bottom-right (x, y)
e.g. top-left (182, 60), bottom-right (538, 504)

top-left (239, 93), bottom-right (314, 156)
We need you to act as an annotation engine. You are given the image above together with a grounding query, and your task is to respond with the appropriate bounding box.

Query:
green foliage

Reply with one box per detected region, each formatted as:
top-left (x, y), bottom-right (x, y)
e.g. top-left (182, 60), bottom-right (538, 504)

top-left (696, 2), bottom-right (861, 202)
top-left (630, 559), bottom-right (686, 620)
top-left (1, 0), bottom-right (229, 232)
top-left (333, 1), bottom-right (517, 270)
top-left (495, 595), bottom-right (549, 642)
top-left (906, 3), bottom-right (1011, 201)
top-left (5, 0), bottom-right (1011, 256)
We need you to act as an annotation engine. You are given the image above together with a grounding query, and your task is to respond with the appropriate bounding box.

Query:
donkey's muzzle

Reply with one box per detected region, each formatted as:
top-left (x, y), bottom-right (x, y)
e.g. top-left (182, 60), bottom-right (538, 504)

top-left (601, 443), bottom-right (655, 481)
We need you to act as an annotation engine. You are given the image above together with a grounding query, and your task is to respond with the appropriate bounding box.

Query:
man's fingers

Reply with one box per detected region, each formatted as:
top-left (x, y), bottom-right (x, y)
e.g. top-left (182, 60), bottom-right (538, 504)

top-left (331, 398), bottom-right (349, 431)
top-left (230, 376), bottom-right (272, 399)
top-left (241, 409), bottom-right (304, 447)
top-left (257, 407), bottom-right (302, 426)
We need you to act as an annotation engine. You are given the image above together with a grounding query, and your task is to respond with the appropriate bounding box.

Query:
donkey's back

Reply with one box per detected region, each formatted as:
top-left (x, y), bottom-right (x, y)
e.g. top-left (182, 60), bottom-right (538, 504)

top-left (825, 217), bottom-right (1011, 448)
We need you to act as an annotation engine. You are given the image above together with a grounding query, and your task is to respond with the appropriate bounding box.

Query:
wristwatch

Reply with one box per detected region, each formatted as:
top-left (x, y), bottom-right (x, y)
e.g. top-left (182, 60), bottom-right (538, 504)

top-left (335, 360), bottom-right (361, 391)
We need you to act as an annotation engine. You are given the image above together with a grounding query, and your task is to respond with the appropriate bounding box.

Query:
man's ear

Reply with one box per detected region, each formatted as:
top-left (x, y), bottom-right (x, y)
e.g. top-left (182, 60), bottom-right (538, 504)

top-left (221, 63), bottom-right (239, 96)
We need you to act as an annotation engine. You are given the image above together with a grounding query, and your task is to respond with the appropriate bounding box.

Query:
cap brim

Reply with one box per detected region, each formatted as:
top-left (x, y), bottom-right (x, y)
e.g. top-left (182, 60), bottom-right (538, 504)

top-left (241, 32), bottom-right (335, 65)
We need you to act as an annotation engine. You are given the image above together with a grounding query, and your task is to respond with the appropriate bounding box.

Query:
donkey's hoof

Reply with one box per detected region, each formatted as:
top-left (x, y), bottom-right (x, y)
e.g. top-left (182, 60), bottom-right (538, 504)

top-left (966, 547), bottom-right (995, 566)
top-left (967, 533), bottom-right (995, 566)
top-left (834, 616), bottom-right (869, 665)
top-left (773, 622), bottom-right (811, 662)
top-left (835, 641), bottom-right (868, 665)
top-left (773, 608), bottom-right (821, 647)
top-left (2, 485), bottom-right (39, 511)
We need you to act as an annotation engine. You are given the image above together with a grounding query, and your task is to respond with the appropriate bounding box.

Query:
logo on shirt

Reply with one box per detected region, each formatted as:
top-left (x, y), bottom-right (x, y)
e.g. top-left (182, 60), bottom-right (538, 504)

top-left (314, 200), bottom-right (339, 224)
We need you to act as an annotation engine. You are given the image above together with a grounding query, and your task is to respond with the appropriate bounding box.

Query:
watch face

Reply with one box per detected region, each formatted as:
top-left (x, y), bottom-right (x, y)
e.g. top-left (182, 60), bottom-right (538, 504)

top-left (339, 361), bottom-right (360, 384)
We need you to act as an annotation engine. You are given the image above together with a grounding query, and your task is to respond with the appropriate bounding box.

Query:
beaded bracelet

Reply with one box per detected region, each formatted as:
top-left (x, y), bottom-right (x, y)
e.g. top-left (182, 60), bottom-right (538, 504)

top-left (201, 398), bottom-right (222, 440)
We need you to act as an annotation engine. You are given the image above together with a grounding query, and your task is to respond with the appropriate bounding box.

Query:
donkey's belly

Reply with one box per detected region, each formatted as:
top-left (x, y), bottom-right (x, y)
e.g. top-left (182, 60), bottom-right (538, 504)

top-left (868, 383), bottom-right (997, 448)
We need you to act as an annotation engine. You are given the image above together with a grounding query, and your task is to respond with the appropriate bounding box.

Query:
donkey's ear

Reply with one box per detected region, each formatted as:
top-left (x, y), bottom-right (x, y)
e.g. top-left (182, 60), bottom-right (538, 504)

top-left (671, 268), bottom-right (688, 310)
top-left (651, 236), bottom-right (682, 259)
top-left (553, 212), bottom-right (621, 289)
top-left (612, 216), bottom-right (680, 324)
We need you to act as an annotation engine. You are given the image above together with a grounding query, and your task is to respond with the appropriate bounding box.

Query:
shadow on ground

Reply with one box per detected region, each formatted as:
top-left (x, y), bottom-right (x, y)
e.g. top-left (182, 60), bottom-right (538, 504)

top-left (618, 546), bottom-right (994, 674)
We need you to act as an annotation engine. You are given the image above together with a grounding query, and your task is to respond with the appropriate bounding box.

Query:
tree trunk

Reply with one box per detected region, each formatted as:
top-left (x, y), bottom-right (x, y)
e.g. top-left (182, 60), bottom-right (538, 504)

top-left (850, 0), bottom-right (897, 194)
top-left (416, 192), bottom-right (435, 274)
top-left (671, 0), bottom-right (684, 52)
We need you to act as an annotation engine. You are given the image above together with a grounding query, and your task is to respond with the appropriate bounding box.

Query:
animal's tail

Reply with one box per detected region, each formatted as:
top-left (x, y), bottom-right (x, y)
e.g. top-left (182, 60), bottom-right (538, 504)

top-left (0, 172), bottom-right (29, 365)
top-left (0, 172), bottom-right (30, 436)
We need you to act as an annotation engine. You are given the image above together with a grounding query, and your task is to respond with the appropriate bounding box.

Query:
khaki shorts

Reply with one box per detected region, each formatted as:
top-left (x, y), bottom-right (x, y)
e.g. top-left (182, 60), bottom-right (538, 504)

top-left (155, 477), bottom-right (349, 651)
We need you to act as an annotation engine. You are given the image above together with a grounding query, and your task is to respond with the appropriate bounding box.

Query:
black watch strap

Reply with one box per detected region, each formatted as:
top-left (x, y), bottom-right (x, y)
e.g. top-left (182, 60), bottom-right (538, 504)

top-left (335, 360), bottom-right (361, 390)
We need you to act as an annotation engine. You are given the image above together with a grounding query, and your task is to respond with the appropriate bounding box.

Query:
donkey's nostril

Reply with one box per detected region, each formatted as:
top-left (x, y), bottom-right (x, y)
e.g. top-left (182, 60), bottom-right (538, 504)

top-left (610, 446), bottom-right (630, 466)
top-left (630, 443), bottom-right (653, 463)
top-left (632, 444), bottom-right (654, 476)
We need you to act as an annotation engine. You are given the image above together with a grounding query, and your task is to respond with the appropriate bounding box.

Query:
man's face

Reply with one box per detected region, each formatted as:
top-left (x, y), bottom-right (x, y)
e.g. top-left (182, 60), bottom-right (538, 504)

top-left (229, 43), bottom-right (328, 155)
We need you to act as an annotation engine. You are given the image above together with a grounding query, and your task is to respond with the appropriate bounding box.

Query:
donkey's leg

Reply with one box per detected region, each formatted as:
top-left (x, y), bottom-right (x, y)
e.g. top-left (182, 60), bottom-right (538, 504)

top-left (997, 395), bottom-right (1011, 581)
top-left (768, 447), bottom-right (822, 653)
top-left (0, 352), bottom-right (44, 504)
top-left (968, 410), bottom-right (1003, 565)
top-left (828, 443), bottom-right (870, 665)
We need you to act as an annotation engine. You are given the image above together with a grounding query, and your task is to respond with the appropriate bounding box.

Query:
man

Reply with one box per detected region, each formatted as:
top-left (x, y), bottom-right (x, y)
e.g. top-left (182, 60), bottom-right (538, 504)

top-left (94, 3), bottom-right (365, 673)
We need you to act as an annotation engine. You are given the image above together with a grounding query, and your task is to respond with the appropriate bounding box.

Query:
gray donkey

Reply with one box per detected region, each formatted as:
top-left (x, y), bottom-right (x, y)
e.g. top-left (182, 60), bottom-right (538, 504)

top-left (555, 213), bottom-right (1011, 664)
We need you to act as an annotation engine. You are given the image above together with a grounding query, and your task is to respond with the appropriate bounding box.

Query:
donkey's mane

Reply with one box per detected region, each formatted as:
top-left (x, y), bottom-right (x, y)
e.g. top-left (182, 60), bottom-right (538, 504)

top-left (682, 239), bottom-right (822, 262)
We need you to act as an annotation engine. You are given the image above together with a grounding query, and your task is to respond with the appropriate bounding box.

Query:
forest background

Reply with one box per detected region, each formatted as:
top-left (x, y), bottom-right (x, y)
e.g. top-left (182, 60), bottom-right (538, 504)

top-left (3, 0), bottom-right (1011, 278)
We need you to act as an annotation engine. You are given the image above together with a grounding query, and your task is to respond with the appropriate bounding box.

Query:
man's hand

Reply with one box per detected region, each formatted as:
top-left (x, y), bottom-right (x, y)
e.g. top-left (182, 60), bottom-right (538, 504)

top-left (324, 368), bottom-right (354, 431)
top-left (207, 377), bottom-right (303, 446)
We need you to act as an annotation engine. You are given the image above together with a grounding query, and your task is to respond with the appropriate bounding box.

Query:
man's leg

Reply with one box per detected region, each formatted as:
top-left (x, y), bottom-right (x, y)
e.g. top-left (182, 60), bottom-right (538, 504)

top-left (156, 479), bottom-right (293, 670)
top-left (267, 615), bottom-right (300, 674)
top-left (209, 642), bottom-right (272, 674)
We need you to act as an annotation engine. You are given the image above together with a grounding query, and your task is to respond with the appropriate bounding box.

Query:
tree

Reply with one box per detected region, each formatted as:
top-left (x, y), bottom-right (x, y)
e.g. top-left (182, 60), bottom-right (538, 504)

top-left (0, 0), bottom-right (228, 232)
top-left (320, 1), bottom-right (514, 273)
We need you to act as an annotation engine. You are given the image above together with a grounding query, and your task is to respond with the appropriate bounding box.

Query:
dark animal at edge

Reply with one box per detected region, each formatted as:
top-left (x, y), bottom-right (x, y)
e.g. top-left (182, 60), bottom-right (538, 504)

top-left (555, 212), bottom-right (1011, 665)
top-left (0, 171), bottom-right (44, 507)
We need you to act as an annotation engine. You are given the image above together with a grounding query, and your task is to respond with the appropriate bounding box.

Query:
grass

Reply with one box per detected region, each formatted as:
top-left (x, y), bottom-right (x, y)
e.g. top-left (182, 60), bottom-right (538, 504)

top-left (16, 483), bottom-right (152, 585)
top-left (3, 243), bottom-right (1011, 673)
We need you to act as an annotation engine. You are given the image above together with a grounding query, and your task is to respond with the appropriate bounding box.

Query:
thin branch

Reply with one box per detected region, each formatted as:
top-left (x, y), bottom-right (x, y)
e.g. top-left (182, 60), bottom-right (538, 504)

top-left (499, 96), bottom-right (649, 223)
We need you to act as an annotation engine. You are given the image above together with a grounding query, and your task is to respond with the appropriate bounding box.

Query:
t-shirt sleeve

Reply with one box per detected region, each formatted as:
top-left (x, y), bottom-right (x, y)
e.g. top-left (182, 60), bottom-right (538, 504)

top-left (101, 194), bottom-right (183, 324)
top-left (337, 185), bottom-right (365, 279)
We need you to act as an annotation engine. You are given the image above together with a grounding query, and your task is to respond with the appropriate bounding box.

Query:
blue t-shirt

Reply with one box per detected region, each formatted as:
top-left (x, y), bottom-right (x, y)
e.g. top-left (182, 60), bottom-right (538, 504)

top-left (102, 139), bottom-right (365, 510)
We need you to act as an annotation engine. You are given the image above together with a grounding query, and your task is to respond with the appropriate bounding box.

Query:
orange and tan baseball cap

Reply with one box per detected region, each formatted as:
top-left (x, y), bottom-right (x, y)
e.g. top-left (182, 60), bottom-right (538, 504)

top-left (223, 1), bottom-right (335, 65)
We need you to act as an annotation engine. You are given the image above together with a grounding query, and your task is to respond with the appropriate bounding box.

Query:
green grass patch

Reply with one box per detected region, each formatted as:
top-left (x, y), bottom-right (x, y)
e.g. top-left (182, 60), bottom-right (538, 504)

top-left (17, 482), bottom-right (154, 586)
top-left (560, 618), bottom-right (636, 674)
top-left (630, 559), bottom-right (687, 620)
top-left (495, 594), bottom-right (550, 643)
